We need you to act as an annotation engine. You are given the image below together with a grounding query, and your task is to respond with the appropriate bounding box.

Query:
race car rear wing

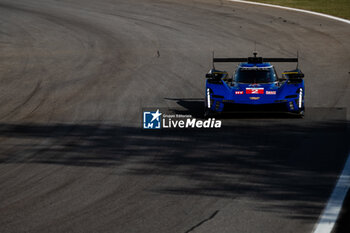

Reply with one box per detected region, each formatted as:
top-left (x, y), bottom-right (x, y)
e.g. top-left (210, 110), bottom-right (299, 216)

top-left (212, 51), bottom-right (299, 67)
top-left (213, 56), bottom-right (298, 64)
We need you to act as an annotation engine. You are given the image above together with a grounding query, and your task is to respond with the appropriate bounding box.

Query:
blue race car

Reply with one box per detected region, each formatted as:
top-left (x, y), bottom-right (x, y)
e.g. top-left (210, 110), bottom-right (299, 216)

top-left (205, 52), bottom-right (305, 117)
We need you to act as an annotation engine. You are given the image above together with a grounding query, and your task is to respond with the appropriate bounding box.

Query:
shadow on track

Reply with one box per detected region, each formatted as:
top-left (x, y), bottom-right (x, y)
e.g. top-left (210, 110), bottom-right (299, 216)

top-left (0, 108), bottom-right (348, 220)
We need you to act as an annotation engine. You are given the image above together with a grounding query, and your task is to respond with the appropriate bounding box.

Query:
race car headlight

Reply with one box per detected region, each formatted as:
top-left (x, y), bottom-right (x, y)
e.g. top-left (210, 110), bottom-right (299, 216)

top-left (289, 101), bottom-right (294, 110)
top-left (207, 88), bottom-right (211, 108)
top-left (298, 88), bottom-right (303, 108)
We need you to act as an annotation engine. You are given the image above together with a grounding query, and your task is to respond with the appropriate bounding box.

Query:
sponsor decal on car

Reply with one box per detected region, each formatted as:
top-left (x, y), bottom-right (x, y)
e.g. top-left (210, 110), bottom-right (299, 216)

top-left (249, 97), bottom-right (260, 100)
top-left (235, 91), bottom-right (244, 95)
top-left (246, 88), bottom-right (264, 94)
top-left (266, 91), bottom-right (276, 95)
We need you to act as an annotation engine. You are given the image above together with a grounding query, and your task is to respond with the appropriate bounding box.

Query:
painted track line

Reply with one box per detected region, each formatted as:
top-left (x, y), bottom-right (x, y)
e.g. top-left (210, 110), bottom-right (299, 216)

top-left (229, 0), bottom-right (350, 25)
top-left (312, 153), bottom-right (350, 233)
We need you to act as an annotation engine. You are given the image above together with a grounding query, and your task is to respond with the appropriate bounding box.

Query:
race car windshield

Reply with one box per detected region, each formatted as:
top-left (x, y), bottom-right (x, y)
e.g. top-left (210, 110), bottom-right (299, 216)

top-left (236, 67), bottom-right (276, 83)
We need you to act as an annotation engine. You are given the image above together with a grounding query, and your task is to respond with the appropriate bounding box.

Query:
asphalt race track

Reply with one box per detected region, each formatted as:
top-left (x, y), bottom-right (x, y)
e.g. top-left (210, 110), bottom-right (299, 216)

top-left (0, 0), bottom-right (349, 232)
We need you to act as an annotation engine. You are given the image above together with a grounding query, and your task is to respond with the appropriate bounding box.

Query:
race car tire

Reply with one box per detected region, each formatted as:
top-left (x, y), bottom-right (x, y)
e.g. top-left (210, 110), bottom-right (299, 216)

top-left (297, 110), bottom-right (305, 118)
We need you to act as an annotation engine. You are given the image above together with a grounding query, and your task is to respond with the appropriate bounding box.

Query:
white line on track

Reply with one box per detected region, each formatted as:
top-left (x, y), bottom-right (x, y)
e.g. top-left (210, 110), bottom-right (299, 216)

top-left (312, 153), bottom-right (350, 233)
top-left (229, 0), bottom-right (350, 25)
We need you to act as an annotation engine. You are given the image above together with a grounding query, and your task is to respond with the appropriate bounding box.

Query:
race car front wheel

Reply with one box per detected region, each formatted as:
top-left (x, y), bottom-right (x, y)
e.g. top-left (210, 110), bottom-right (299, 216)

top-left (204, 109), bottom-right (213, 119)
top-left (297, 110), bottom-right (305, 118)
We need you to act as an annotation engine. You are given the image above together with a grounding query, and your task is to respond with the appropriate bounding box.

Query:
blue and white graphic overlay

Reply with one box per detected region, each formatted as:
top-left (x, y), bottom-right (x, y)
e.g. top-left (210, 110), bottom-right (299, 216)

top-left (143, 109), bottom-right (162, 129)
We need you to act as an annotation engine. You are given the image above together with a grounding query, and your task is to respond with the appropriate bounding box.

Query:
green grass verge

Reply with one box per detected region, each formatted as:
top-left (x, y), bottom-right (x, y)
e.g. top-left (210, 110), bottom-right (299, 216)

top-left (245, 0), bottom-right (350, 20)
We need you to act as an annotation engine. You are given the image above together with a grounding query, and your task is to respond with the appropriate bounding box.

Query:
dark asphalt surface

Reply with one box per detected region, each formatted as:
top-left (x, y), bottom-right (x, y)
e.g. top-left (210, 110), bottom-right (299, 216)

top-left (0, 0), bottom-right (349, 232)
top-left (333, 190), bottom-right (350, 233)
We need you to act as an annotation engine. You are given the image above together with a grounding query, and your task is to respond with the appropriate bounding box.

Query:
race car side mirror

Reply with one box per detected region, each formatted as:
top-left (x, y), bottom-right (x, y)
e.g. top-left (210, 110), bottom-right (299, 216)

top-left (288, 73), bottom-right (304, 79)
top-left (286, 72), bottom-right (304, 84)
top-left (283, 69), bottom-right (304, 80)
